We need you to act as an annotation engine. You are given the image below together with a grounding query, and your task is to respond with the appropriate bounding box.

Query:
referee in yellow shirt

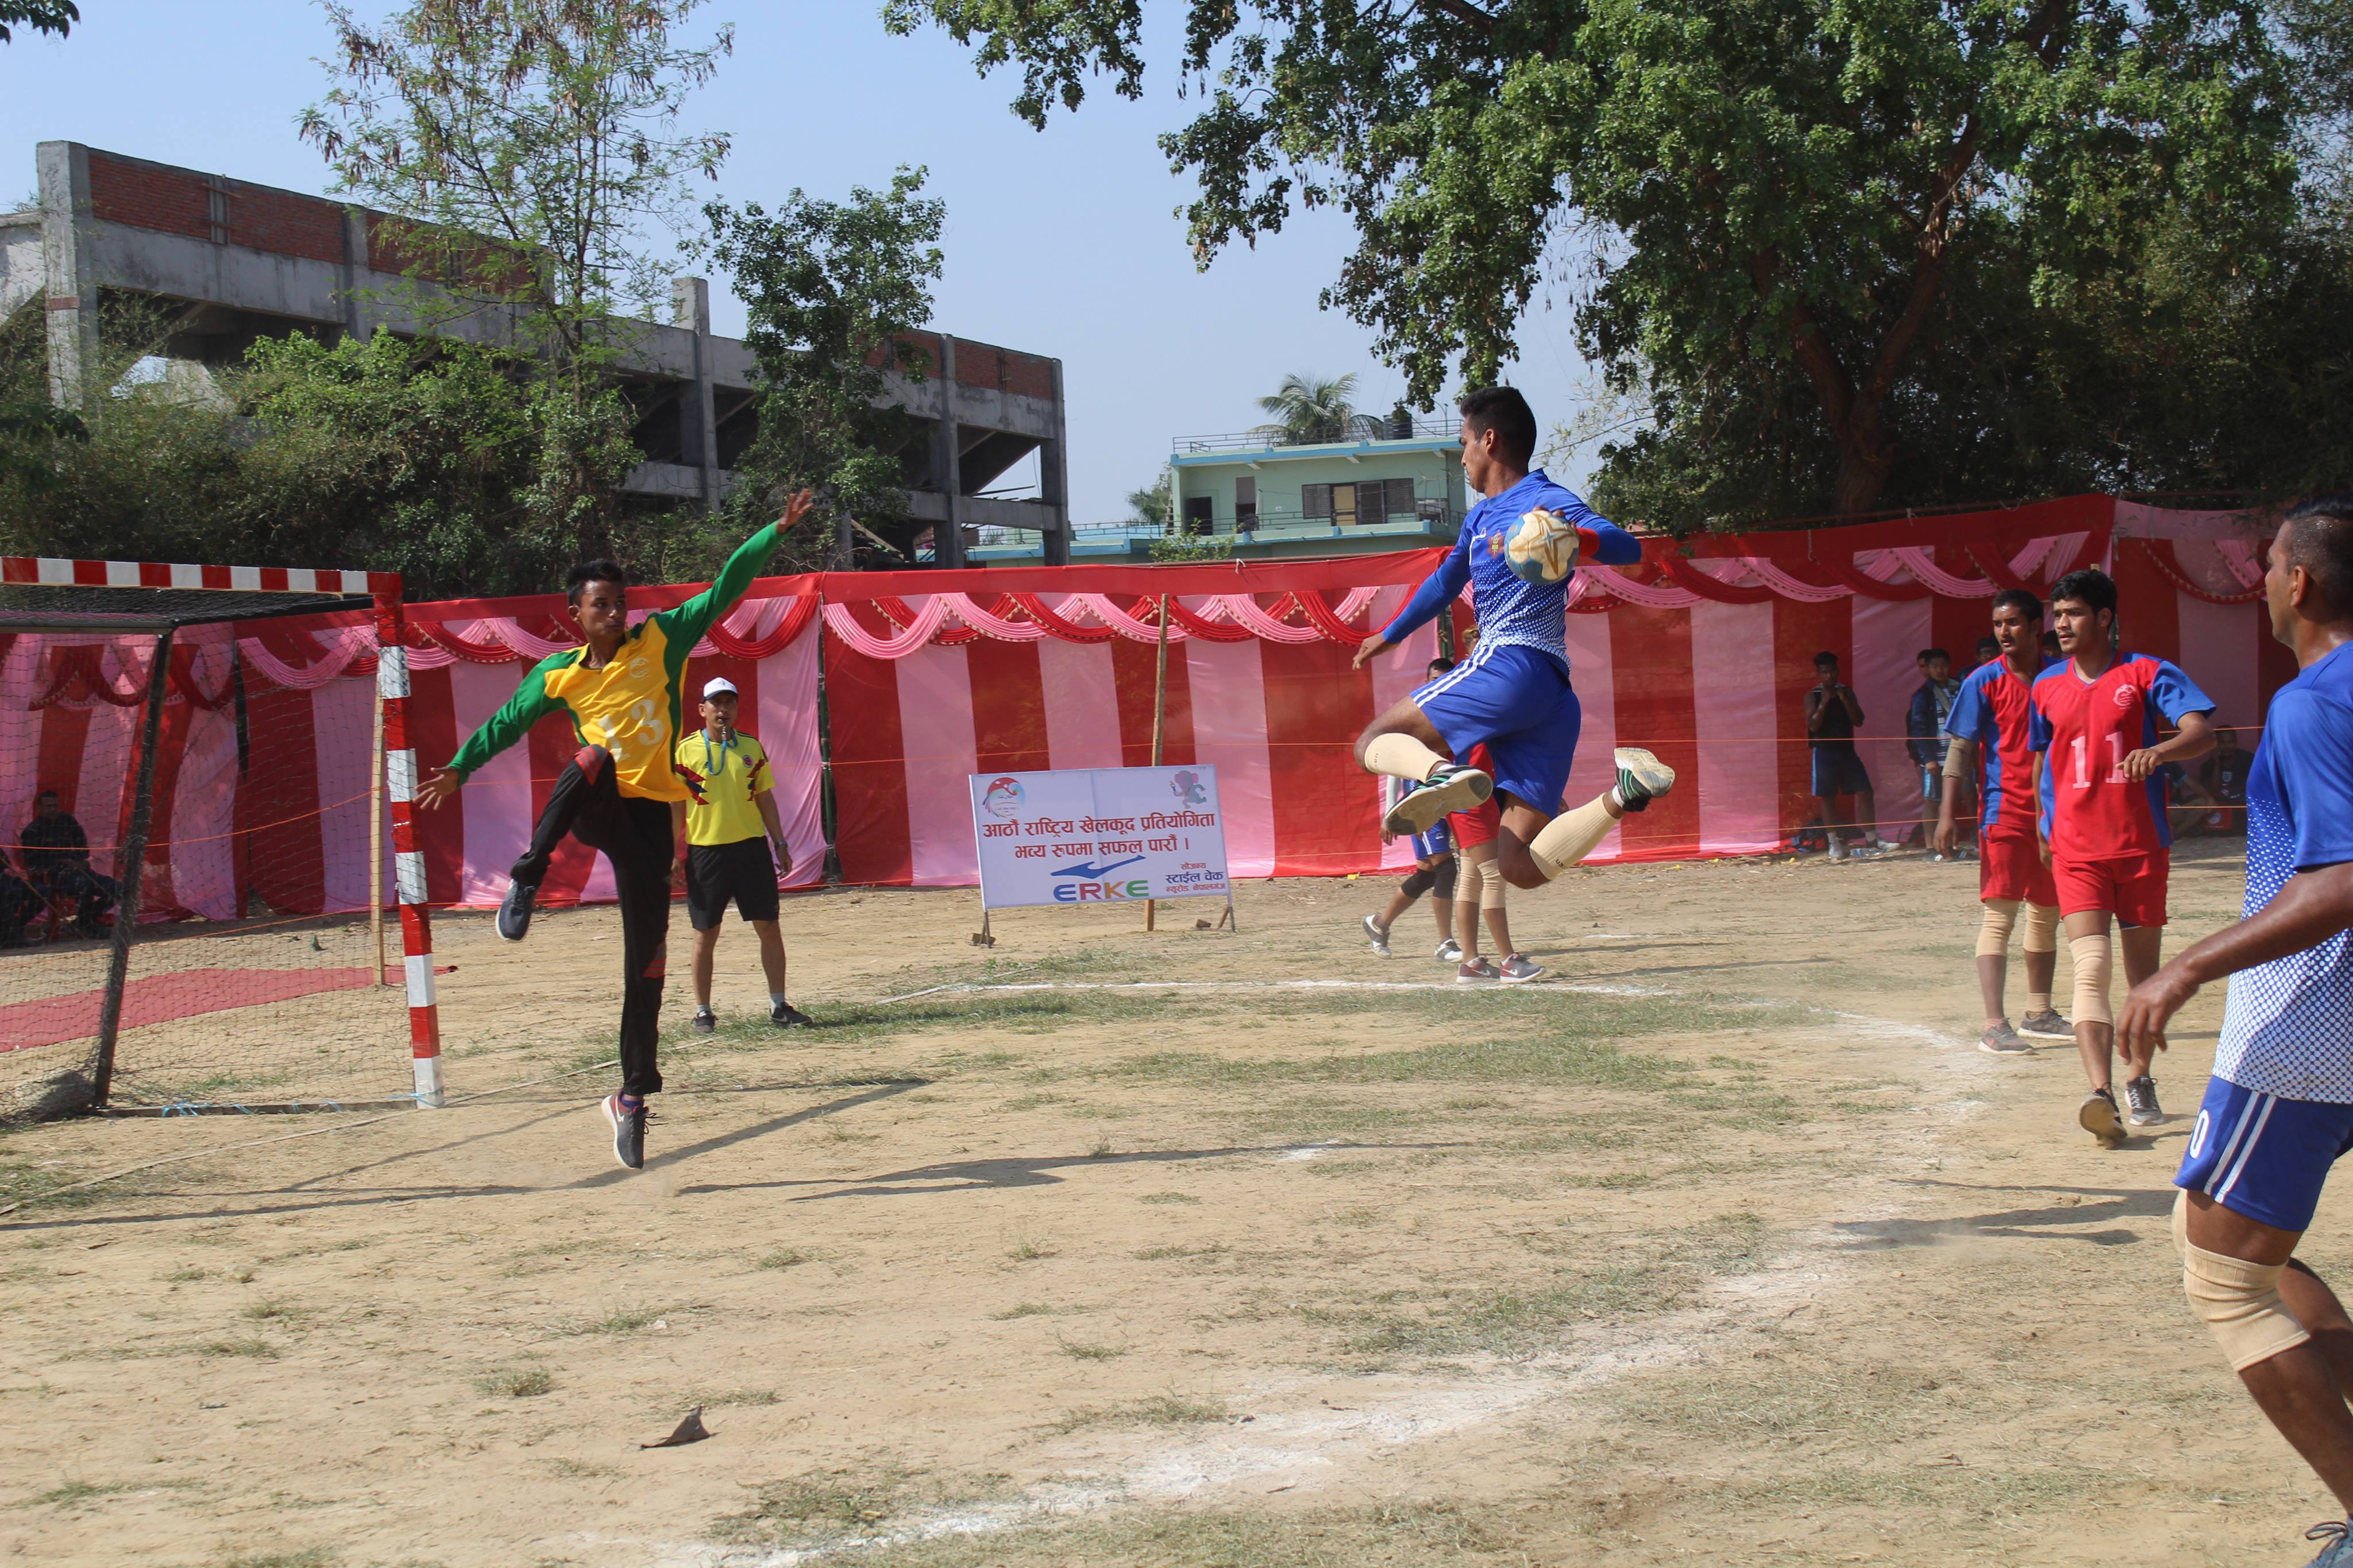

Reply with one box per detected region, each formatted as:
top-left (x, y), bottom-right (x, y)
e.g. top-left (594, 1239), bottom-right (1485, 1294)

top-left (673, 677), bottom-right (809, 1032)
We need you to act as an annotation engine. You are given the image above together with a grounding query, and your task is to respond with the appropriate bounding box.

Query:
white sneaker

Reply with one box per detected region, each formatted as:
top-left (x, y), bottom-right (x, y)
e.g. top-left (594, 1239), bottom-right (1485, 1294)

top-left (1827, 840), bottom-right (1849, 861)
top-left (1361, 914), bottom-right (1392, 957)
top-left (1434, 937), bottom-right (1463, 963)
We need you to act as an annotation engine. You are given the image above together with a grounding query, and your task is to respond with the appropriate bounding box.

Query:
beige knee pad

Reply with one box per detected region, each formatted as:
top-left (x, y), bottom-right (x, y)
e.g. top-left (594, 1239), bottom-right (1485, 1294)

top-left (2177, 1194), bottom-right (2312, 1370)
top-left (2069, 931), bottom-right (2113, 1026)
top-left (1481, 862), bottom-right (1507, 911)
top-left (1454, 849), bottom-right (1487, 916)
top-left (1528, 795), bottom-right (1617, 880)
top-left (2022, 901), bottom-right (2061, 955)
top-left (1364, 733), bottom-right (1449, 783)
top-left (1976, 899), bottom-right (2020, 959)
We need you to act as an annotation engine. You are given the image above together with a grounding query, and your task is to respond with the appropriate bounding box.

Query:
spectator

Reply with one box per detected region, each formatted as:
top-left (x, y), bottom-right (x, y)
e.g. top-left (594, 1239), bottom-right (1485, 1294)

top-left (2041, 628), bottom-right (2063, 662)
top-left (1908, 648), bottom-right (1965, 855)
top-left (0, 862), bottom-right (40, 947)
top-left (2203, 725), bottom-right (2251, 829)
top-left (1807, 652), bottom-right (1881, 858)
top-left (1366, 658), bottom-right (1463, 958)
top-left (20, 790), bottom-right (115, 938)
top-left (1974, 635), bottom-right (2001, 670)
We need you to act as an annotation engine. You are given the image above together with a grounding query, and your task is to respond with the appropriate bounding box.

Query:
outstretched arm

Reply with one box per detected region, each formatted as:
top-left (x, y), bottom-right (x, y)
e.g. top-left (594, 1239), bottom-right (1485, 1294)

top-left (1354, 535), bottom-right (1471, 670)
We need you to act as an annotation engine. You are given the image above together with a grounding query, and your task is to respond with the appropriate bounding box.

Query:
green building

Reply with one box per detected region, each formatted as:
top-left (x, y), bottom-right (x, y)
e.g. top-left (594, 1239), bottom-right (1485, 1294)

top-left (973, 414), bottom-right (1472, 563)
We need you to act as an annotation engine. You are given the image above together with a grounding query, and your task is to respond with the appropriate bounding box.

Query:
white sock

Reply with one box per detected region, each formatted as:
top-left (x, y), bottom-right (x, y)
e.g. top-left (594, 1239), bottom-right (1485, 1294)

top-left (771, 992), bottom-right (787, 1007)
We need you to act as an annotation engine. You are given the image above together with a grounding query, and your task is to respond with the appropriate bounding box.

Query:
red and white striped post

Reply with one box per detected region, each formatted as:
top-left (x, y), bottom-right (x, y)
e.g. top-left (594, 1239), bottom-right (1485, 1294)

top-left (372, 585), bottom-right (443, 1107)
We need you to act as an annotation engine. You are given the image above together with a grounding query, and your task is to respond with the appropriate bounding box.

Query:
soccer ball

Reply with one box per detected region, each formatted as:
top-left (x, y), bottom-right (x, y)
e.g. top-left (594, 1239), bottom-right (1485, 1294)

top-left (1503, 508), bottom-right (1581, 585)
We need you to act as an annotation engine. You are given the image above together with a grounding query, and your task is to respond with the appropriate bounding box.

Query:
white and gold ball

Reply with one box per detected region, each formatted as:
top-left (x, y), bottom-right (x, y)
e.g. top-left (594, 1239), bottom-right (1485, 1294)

top-left (1503, 507), bottom-right (1581, 585)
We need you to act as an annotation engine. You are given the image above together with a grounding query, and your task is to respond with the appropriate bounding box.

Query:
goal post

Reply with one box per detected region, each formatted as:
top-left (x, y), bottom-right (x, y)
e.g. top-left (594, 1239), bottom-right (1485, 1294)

top-left (0, 555), bottom-right (442, 1121)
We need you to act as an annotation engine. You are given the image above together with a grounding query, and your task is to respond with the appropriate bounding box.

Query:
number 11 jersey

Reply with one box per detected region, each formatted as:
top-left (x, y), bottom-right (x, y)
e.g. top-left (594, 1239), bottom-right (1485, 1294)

top-left (2028, 652), bottom-right (2215, 862)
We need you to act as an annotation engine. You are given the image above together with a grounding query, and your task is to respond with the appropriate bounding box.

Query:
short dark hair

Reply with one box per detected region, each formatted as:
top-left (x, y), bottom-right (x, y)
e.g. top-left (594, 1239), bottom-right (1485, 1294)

top-left (566, 559), bottom-right (628, 606)
top-left (1976, 635), bottom-right (2001, 655)
top-left (2283, 494), bottom-right (2353, 616)
top-left (1918, 647), bottom-right (1949, 663)
top-left (1989, 588), bottom-right (2042, 622)
top-left (34, 790), bottom-right (57, 803)
top-left (1814, 650), bottom-right (1839, 667)
top-left (1458, 386), bottom-right (1538, 468)
top-left (1427, 658), bottom-right (1456, 675)
top-left (2049, 567), bottom-right (2117, 617)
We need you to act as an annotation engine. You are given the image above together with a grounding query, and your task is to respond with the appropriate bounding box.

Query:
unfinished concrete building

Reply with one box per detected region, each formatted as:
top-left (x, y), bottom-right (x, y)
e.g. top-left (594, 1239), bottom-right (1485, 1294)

top-left (0, 141), bottom-right (1071, 566)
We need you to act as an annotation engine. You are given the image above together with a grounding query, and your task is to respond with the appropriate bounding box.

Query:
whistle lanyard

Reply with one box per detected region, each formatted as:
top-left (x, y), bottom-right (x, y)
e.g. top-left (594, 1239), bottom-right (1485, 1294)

top-left (701, 729), bottom-right (735, 781)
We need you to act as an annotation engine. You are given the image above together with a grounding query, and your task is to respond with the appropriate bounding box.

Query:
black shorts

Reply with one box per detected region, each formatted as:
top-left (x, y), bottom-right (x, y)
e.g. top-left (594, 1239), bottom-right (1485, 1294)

top-left (686, 838), bottom-right (780, 930)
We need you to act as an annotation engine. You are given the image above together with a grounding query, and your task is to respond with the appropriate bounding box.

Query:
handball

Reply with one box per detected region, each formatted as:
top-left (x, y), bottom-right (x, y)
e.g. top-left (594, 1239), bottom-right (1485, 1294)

top-left (1503, 507), bottom-right (1582, 585)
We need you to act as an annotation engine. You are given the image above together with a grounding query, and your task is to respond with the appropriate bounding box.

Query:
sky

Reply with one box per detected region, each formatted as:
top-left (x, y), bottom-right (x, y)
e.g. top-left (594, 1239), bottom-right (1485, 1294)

top-left (0, 2), bottom-right (1600, 523)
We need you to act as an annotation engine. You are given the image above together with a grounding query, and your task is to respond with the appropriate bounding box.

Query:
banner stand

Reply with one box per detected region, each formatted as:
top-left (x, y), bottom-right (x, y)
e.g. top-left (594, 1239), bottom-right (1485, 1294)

top-left (1144, 593), bottom-right (1170, 935)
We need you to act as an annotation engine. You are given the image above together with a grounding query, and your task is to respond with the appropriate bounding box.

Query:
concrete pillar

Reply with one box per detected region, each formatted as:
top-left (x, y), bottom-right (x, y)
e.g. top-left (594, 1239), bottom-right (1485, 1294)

top-left (672, 276), bottom-right (720, 510)
top-left (1043, 357), bottom-right (1072, 567)
top-left (36, 141), bottom-right (98, 408)
top-left (340, 207), bottom-right (371, 342)
top-left (934, 330), bottom-right (966, 569)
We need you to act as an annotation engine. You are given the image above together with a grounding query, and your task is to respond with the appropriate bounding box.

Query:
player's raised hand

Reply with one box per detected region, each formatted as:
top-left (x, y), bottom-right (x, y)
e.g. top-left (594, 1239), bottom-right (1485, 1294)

top-left (1352, 633), bottom-right (1391, 671)
top-left (415, 767), bottom-right (462, 812)
top-left (777, 489), bottom-right (815, 532)
top-left (2119, 962), bottom-right (2193, 1057)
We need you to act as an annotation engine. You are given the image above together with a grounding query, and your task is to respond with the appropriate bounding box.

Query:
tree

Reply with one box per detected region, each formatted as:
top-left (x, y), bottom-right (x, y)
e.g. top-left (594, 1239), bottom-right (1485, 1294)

top-left (1127, 472), bottom-right (1172, 526)
top-left (708, 168), bottom-right (947, 572)
top-left (0, 1), bottom-right (76, 44)
top-left (890, 0), bottom-right (2305, 517)
top-left (1253, 372), bottom-right (1357, 446)
top-left (301, 0), bottom-right (733, 559)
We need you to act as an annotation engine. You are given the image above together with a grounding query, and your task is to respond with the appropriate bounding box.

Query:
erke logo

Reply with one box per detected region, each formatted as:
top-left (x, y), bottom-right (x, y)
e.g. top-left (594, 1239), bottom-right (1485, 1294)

top-left (1052, 853), bottom-right (1148, 903)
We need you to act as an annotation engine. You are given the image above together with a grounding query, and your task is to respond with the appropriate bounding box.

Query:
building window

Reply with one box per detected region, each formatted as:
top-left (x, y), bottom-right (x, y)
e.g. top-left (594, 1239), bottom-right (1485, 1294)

top-left (1355, 481), bottom-right (1387, 524)
top-left (1332, 485), bottom-right (1358, 526)
top-left (1384, 478), bottom-right (1415, 520)
top-left (1302, 483), bottom-right (1333, 520)
top-left (1182, 495), bottom-right (1213, 536)
top-left (1235, 476), bottom-right (1257, 529)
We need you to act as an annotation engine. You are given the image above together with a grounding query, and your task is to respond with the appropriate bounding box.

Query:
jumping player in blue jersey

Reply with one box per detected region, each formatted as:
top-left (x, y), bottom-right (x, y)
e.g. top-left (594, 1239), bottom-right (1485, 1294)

top-left (1351, 387), bottom-right (1677, 889)
top-left (2121, 499), bottom-right (2353, 1566)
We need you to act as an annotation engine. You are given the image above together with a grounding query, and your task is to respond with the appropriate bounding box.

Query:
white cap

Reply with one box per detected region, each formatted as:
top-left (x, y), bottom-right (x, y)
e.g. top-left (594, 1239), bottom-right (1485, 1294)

top-left (701, 677), bottom-right (738, 698)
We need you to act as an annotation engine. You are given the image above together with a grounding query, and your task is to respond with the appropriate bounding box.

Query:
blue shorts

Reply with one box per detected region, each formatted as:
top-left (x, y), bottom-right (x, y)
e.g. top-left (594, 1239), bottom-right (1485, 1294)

top-left (1410, 644), bottom-right (1583, 813)
top-left (1411, 818), bottom-right (1453, 859)
top-left (2175, 1076), bottom-right (2353, 1233)
top-left (1811, 747), bottom-right (1873, 798)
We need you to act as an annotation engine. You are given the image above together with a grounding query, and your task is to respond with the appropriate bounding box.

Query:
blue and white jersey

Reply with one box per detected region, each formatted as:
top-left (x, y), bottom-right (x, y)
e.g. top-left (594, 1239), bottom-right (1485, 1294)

top-left (1379, 470), bottom-right (1640, 671)
top-left (2213, 643), bottom-right (2353, 1103)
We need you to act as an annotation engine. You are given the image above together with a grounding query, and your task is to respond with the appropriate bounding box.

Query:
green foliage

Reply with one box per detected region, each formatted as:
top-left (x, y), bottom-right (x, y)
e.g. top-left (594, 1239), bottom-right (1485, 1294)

top-left (0, 0), bottom-right (76, 44)
top-left (709, 168), bottom-right (946, 572)
top-left (1127, 471), bottom-right (1172, 526)
top-left (1253, 371), bottom-right (1359, 446)
top-left (894, 0), bottom-right (2342, 520)
top-left (1147, 530), bottom-right (1232, 563)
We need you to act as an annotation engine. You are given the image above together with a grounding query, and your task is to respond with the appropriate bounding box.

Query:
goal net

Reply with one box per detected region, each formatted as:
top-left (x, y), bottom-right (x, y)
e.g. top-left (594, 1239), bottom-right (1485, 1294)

top-left (0, 560), bottom-right (441, 1122)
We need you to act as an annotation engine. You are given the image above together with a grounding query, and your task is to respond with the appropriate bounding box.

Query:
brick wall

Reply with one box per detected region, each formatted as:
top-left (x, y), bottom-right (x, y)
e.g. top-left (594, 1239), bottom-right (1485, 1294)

top-left (87, 153), bottom-right (348, 263)
top-left (367, 214), bottom-right (534, 295)
top-left (87, 154), bottom-right (210, 243)
top-left (948, 337), bottom-right (1055, 401)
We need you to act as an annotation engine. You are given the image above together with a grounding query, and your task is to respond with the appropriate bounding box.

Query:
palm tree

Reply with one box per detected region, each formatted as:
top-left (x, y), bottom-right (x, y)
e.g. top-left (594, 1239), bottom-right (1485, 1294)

top-left (1254, 372), bottom-right (1359, 446)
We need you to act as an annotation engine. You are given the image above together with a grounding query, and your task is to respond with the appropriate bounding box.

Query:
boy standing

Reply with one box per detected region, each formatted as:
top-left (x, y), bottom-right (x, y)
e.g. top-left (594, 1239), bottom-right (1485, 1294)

top-left (2029, 567), bottom-right (2216, 1145)
top-left (674, 677), bottom-right (809, 1033)
top-left (1908, 648), bottom-right (1963, 856)
top-left (1807, 652), bottom-right (1881, 858)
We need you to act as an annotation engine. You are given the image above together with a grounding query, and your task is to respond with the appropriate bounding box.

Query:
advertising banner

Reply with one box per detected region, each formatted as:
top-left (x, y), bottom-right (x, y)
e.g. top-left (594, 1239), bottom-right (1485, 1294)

top-left (969, 765), bottom-right (1232, 910)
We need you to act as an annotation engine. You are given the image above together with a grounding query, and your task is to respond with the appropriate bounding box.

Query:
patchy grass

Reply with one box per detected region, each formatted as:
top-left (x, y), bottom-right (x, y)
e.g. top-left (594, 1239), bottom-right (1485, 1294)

top-left (755, 1249), bottom-right (812, 1271)
top-left (1136, 1191), bottom-right (1201, 1205)
top-left (711, 1461), bottom-right (1012, 1549)
top-left (186, 1338), bottom-right (279, 1361)
top-left (1004, 1236), bottom-right (1055, 1262)
top-left (1055, 1337), bottom-right (1127, 1362)
top-left (472, 1367), bottom-right (553, 1399)
top-left (214, 1548), bottom-right (337, 1568)
top-left (238, 1300), bottom-right (299, 1323)
top-left (1043, 1392), bottom-right (1230, 1434)
top-left (988, 1301), bottom-right (1072, 1321)
top-left (815, 1500), bottom-right (1518, 1567)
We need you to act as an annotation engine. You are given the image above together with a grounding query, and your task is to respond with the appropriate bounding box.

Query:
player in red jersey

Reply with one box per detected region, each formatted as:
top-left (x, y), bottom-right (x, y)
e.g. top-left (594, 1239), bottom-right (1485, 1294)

top-left (1936, 589), bottom-right (2068, 1054)
top-left (2028, 567), bottom-right (2216, 1146)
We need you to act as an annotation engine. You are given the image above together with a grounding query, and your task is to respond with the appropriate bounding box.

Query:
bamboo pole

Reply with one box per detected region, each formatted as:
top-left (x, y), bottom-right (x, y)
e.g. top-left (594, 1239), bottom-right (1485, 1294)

top-left (1145, 593), bottom-right (1170, 932)
top-left (369, 682), bottom-right (386, 984)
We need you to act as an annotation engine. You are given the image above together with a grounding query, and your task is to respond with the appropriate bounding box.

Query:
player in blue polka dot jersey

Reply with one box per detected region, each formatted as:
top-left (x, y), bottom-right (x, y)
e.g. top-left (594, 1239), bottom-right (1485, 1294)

top-left (2122, 498), bottom-right (2353, 1567)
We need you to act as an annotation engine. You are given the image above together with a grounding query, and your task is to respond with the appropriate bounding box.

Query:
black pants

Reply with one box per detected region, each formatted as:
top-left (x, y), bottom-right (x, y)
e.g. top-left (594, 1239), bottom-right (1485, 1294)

top-left (514, 746), bottom-right (673, 1098)
top-left (0, 872), bottom-right (41, 944)
top-left (35, 865), bottom-right (116, 932)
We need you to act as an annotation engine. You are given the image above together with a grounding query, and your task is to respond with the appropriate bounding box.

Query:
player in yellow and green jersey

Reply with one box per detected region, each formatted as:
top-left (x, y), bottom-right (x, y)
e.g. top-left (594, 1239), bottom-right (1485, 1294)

top-left (674, 675), bottom-right (808, 1035)
top-left (415, 491), bottom-right (812, 1171)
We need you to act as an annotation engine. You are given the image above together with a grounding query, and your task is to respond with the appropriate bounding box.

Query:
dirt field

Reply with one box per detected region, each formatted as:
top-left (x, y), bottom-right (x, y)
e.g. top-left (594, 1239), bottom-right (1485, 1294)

top-left (0, 837), bottom-right (2332, 1567)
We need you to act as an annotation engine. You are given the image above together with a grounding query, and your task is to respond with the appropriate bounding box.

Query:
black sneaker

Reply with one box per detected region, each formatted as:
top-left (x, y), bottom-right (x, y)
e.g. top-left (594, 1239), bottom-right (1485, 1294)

top-left (691, 1007), bottom-right (716, 1035)
top-left (601, 1092), bottom-right (648, 1171)
top-left (2079, 1087), bottom-right (2125, 1149)
top-left (772, 1002), bottom-right (813, 1028)
top-left (497, 878), bottom-right (539, 942)
top-left (2124, 1075), bottom-right (2163, 1127)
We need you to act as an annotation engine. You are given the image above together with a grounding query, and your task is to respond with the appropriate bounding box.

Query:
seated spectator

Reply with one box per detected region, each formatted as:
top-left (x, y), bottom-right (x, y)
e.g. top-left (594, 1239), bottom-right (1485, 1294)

top-left (21, 790), bottom-right (117, 938)
top-left (0, 862), bottom-right (40, 947)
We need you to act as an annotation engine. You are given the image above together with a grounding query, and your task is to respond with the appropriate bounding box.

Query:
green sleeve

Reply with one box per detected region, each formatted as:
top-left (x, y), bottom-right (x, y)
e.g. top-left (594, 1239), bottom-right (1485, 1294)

top-left (446, 656), bottom-right (569, 778)
top-left (655, 520), bottom-right (781, 648)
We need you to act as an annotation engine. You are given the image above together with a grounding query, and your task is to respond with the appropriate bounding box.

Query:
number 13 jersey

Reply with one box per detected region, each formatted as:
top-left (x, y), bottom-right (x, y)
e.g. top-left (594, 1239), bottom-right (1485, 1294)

top-left (2028, 652), bottom-right (2214, 862)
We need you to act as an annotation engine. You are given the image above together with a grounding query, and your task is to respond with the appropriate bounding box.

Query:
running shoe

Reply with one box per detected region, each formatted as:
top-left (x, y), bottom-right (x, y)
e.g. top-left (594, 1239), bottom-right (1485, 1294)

top-left (2019, 1009), bottom-right (2073, 1040)
top-left (1455, 957), bottom-right (1502, 984)
top-left (2304, 1519), bottom-right (2353, 1567)
top-left (772, 1001), bottom-right (813, 1028)
top-left (2079, 1087), bottom-right (2125, 1149)
top-left (1611, 747), bottom-right (1677, 813)
top-left (601, 1092), bottom-right (649, 1171)
top-left (691, 1006), bottom-right (717, 1035)
top-left (1978, 1022), bottom-right (2032, 1056)
top-left (2124, 1075), bottom-right (2163, 1126)
top-left (1827, 840), bottom-right (1849, 862)
top-left (1362, 913), bottom-right (1392, 957)
top-left (497, 878), bottom-right (539, 941)
top-left (1434, 937), bottom-right (1463, 963)
top-left (1382, 762), bottom-right (1492, 838)
top-left (1497, 953), bottom-right (1546, 984)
